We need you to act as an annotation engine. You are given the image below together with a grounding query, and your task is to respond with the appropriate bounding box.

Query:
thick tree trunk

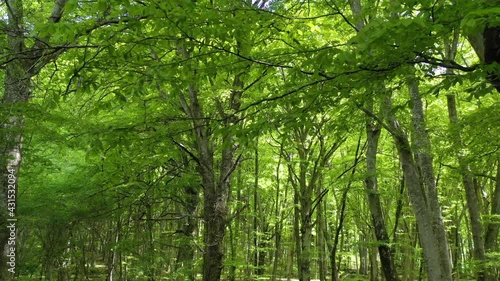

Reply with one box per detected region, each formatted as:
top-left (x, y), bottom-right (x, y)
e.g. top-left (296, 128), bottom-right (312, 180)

top-left (0, 2), bottom-right (29, 279)
top-left (408, 81), bottom-right (453, 280)
top-left (392, 133), bottom-right (443, 280)
top-left (202, 181), bottom-right (229, 281)
top-left (483, 26), bottom-right (500, 93)
top-left (178, 66), bottom-right (243, 281)
top-left (288, 131), bottom-right (313, 281)
top-left (1, 1), bottom-right (68, 279)
top-left (0, 124), bottom-right (23, 281)
top-left (383, 95), bottom-right (448, 281)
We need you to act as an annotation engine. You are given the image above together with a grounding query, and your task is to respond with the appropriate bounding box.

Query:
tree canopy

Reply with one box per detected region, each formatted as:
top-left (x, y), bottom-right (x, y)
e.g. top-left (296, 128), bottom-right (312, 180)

top-left (1, 0), bottom-right (500, 280)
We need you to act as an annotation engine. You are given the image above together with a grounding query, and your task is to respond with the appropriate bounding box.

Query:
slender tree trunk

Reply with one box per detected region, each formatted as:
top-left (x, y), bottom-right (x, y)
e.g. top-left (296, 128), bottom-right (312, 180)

top-left (445, 31), bottom-right (491, 280)
top-left (327, 135), bottom-right (362, 281)
top-left (485, 159), bottom-right (500, 248)
top-left (271, 142), bottom-right (285, 281)
top-left (451, 205), bottom-right (465, 280)
top-left (296, 137), bottom-right (313, 281)
top-left (253, 142), bottom-right (264, 276)
top-left (330, 205), bottom-right (343, 281)
top-left (358, 234), bottom-right (368, 276)
top-left (369, 245), bottom-right (378, 281)
top-left (175, 184), bottom-right (199, 281)
top-left (287, 239), bottom-right (294, 281)
top-left (483, 160), bottom-right (500, 281)
top-left (316, 175), bottom-right (327, 281)
top-left (106, 217), bottom-right (121, 281)
top-left (392, 177), bottom-right (405, 240)
top-left (364, 98), bottom-right (399, 281)
top-left (349, 1), bottom-right (399, 277)
top-left (228, 222), bottom-right (236, 281)
top-left (446, 92), bottom-right (486, 280)
top-left (291, 167), bottom-right (303, 281)
top-left (228, 168), bottom-right (243, 281)
top-left (299, 188), bottom-right (312, 281)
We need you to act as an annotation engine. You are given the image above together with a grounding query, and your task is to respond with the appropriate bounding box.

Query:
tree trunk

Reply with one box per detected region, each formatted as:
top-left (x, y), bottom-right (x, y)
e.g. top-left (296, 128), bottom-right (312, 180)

top-left (483, 26), bottom-right (500, 93)
top-left (253, 142), bottom-right (267, 276)
top-left (316, 175), bottom-right (327, 281)
top-left (383, 95), bottom-right (448, 281)
top-left (288, 125), bottom-right (341, 281)
top-left (483, 160), bottom-right (500, 280)
top-left (446, 92), bottom-right (487, 281)
top-left (369, 244), bottom-right (378, 281)
top-left (485, 159), bottom-right (500, 250)
top-left (445, 31), bottom-right (493, 280)
top-left (0, 2), bottom-right (29, 279)
top-left (349, 1), bottom-right (399, 277)
top-left (358, 234), bottom-right (368, 276)
top-left (1, 1), bottom-right (68, 279)
top-left (178, 68), bottom-right (243, 281)
top-left (291, 166), bottom-right (303, 281)
top-left (175, 185), bottom-right (199, 281)
top-left (228, 168), bottom-right (243, 281)
top-left (327, 135), bottom-right (362, 281)
top-left (364, 98), bottom-right (399, 281)
top-left (408, 81), bottom-right (453, 280)
top-left (201, 167), bottom-right (229, 281)
top-left (271, 142), bottom-right (285, 281)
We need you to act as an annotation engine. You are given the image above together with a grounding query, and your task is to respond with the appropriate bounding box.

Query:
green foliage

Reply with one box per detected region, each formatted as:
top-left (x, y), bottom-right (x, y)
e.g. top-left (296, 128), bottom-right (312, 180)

top-left (3, 0), bottom-right (500, 280)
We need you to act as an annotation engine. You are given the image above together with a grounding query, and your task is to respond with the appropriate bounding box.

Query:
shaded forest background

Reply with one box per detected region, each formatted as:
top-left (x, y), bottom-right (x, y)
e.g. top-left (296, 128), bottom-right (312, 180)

top-left (1, 0), bottom-right (500, 280)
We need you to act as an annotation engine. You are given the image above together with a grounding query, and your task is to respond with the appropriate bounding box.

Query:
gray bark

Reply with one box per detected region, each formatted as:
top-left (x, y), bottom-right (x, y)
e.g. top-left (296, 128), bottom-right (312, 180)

top-left (0, 1), bottom-right (28, 279)
top-left (1, 1), bottom-right (68, 278)
top-left (175, 183), bottom-right (199, 281)
top-left (349, 0), bottom-right (399, 279)
top-left (408, 81), bottom-right (453, 281)
top-left (381, 95), bottom-right (446, 281)
top-left (364, 98), bottom-right (399, 281)
top-left (445, 32), bottom-right (489, 280)
top-left (484, 159), bottom-right (500, 252)
top-left (180, 83), bottom-right (238, 281)
top-left (177, 57), bottom-right (244, 281)
top-left (446, 92), bottom-right (487, 281)
top-left (271, 142), bottom-right (285, 281)
top-left (316, 175), bottom-right (327, 281)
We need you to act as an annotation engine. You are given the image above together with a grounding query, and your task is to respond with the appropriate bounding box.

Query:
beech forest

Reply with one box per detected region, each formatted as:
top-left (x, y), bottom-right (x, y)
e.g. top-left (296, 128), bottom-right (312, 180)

top-left (1, 0), bottom-right (500, 280)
